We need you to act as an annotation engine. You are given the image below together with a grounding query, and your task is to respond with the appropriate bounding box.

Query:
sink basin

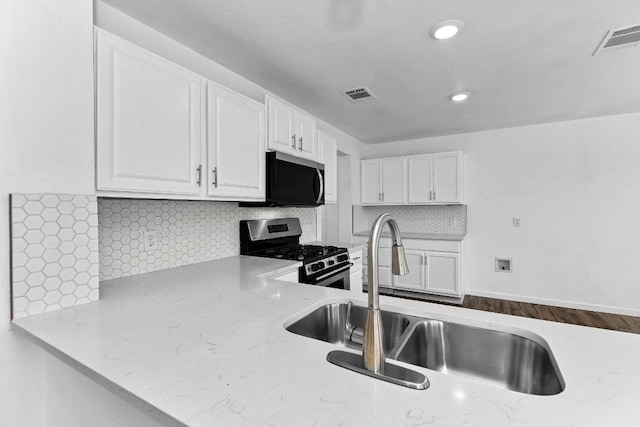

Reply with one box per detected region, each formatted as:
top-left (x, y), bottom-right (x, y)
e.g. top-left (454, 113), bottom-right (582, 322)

top-left (396, 320), bottom-right (565, 395)
top-left (286, 302), bottom-right (565, 395)
top-left (285, 303), bottom-right (413, 353)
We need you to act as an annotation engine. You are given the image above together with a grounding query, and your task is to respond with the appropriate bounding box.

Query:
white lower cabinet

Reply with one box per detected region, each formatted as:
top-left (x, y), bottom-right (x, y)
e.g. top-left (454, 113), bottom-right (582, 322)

top-left (393, 249), bottom-right (424, 291)
top-left (424, 252), bottom-right (459, 295)
top-left (394, 250), bottom-right (459, 296)
top-left (354, 235), bottom-right (463, 298)
top-left (272, 269), bottom-right (299, 283)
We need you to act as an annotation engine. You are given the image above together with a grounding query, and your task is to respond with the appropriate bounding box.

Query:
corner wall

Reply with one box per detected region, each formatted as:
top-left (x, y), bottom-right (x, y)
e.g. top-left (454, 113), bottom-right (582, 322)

top-left (366, 112), bottom-right (640, 316)
top-left (0, 0), bottom-right (95, 424)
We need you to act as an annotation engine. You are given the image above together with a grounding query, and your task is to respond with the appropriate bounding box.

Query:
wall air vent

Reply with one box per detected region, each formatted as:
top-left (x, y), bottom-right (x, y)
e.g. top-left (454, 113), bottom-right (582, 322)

top-left (594, 24), bottom-right (640, 55)
top-left (343, 86), bottom-right (377, 103)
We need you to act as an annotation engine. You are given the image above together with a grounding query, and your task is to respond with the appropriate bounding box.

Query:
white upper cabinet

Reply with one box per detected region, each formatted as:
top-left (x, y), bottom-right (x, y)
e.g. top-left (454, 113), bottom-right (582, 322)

top-left (267, 96), bottom-right (296, 153)
top-left (381, 158), bottom-right (406, 204)
top-left (407, 155), bottom-right (433, 203)
top-left (362, 151), bottom-right (463, 205)
top-left (206, 81), bottom-right (265, 201)
top-left (360, 158), bottom-right (406, 204)
top-left (408, 151), bottom-right (463, 204)
top-left (266, 95), bottom-right (318, 161)
top-left (318, 131), bottom-right (338, 203)
top-left (96, 29), bottom-right (202, 195)
top-left (296, 111), bottom-right (318, 161)
top-left (360, 160), bottom-right (383, 204)
top-left (433, 152), bottom-right (463, 203)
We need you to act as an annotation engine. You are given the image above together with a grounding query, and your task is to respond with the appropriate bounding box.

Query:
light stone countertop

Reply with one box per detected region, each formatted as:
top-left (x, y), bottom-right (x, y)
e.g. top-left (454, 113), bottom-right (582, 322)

top-left (352, 231), bottom-right (466, 241)
top-left (12, 255), bottom-right (640, 427)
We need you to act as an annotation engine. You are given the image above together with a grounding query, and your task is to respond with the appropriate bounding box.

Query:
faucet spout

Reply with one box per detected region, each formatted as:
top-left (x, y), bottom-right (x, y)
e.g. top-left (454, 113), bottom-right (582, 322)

top-left (363, 213), bottom-right (409, 373)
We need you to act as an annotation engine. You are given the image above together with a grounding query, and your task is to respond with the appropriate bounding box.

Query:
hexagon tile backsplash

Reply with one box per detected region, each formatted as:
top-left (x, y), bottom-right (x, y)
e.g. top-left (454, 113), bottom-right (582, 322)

top-left (98, 198), bottom-right (318, 281)
top-left (10, 194), bottom-right (99, 319)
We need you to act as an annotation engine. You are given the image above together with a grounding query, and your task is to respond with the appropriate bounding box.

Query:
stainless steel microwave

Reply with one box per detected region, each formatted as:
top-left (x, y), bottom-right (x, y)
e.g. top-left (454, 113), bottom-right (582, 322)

top-left (240, 151), bottom-right (324, 207)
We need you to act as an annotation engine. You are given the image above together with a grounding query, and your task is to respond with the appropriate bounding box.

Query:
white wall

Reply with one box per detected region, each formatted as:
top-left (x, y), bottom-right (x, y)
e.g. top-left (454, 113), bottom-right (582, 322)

top-left (0, 0), bottom-right (95, 424)
top-left (366, 112), bottom-right (640, 316)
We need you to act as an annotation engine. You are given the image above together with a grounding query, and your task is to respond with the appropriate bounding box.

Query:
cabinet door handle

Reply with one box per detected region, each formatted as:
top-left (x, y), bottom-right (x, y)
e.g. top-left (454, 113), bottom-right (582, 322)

top-left (299, 136), bottom-right (303, 151)
top-left (291, 134), bottom-right (296, 148)
top-left (382, 192), bottom-right (385, 202)
top-left (212, 167), bottom-right (218, 188)
top-left (433, 191), bottom-right (436, 200)
top-left (196, 165), bottom-right (202, 187)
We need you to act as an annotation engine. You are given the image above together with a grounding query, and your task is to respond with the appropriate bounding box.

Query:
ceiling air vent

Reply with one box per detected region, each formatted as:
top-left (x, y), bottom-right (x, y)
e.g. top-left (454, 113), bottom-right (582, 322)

top-left (343, 86), bottom-right (377, 103)
top-left (594, 24), bottom-right (640, 55)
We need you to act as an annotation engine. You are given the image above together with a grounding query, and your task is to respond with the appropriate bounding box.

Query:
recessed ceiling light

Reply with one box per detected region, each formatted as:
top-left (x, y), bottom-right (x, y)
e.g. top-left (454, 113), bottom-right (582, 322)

top-left (450, 91), bottom-right (470, 102)
top-left (431, 20), bottom-right (464, 40)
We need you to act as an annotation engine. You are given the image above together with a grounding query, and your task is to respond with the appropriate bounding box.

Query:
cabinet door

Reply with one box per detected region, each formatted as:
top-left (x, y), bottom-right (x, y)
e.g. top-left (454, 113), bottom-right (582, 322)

top-left (318, 131), bottom-right (337, 203)
top-left (433, 152), bottom-right (462, 203)
top-left (96, 30), bottom-right (202, 195)
top-left (381, 158), bottom-right (406, 204)
top-left (350, 269), bottom-right (363, 293)
top-left (266, 96), bottom-right (295, 154)
top-left (360, 160), bottom-right (382, 204)
top-left (408, 155), bottom-right (434, 203)
top-left (393, 250), bottom-right (425, 291)
top-left (296, 112), bottom-right (318, 161)
top-left (207, 82), bottom-right (265, 200)
top-left (378, 266), bottom-right (393, 289)
top-left (425, 252), bottom-right (460, 296)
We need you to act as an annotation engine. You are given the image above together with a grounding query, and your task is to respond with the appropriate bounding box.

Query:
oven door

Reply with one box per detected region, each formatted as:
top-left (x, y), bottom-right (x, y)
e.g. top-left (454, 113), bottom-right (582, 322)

top-left (301, 263), bottom-right (351, 290)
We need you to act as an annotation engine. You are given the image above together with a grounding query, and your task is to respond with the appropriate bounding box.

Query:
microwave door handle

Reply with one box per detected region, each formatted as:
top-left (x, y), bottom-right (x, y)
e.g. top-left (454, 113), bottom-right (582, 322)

top-left (315, 168), bottom-right (323, 204)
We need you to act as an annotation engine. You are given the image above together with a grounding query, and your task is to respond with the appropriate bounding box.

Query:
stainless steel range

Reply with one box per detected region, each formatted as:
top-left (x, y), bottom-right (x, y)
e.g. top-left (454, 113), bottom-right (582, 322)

top-left (239, 218), bottom-right (351, 290)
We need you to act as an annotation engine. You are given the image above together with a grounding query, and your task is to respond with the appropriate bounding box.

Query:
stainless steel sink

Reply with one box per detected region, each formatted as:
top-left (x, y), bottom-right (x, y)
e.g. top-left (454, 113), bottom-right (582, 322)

top-left (285, 303), bottom-right (413, 353)
top-left (395, 320), bottom-right (565, 395)
top-left (286, 302), bottom-right (565, 395)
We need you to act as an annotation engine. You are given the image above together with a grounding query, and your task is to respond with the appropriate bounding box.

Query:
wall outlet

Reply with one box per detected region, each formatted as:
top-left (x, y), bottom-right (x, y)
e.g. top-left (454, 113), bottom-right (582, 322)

top-left (449, 217), bottom-right (458, 227)
top-left (512, 218), bottom-right (521, 227)
top-left (495, 258), bottom-right (512, 273)
top-left (143, 231), bottom-right (158, 252)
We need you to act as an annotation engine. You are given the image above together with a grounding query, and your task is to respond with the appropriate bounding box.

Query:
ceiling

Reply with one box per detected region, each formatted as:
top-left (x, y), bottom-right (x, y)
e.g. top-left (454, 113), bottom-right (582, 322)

top-left (101, 0), bottom-right (640, 144)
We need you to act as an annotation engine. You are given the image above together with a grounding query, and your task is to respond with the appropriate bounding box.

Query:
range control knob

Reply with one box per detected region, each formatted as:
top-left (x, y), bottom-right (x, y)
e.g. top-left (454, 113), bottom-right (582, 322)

top-left (337, 254), bottom-right (349, 263)
top-left (327, 260), bottom-right (335, 266)
top-left (311, 262), bottom-right (325, 272)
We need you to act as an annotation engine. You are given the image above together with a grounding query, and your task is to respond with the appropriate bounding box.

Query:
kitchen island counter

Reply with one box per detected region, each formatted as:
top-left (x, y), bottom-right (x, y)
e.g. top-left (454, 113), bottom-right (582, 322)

top-left (12, 255), bottom-right (640, 426)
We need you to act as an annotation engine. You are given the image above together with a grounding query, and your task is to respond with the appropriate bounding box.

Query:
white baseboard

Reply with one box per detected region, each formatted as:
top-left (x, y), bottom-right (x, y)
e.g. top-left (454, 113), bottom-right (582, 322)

top-left (465, 289), bottom-right (640, 317)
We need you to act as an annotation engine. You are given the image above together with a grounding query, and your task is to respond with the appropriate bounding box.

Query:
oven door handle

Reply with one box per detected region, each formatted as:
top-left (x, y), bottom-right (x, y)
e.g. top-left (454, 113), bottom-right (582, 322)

top-left (314, 263), bottom-right (352, 281)
top-left (315, 167), bottom-right (324, 205)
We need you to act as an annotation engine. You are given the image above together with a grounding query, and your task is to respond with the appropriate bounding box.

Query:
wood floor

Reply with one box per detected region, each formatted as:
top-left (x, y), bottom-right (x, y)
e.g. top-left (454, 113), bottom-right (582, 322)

top-left (461, 295), bottom-right (640, 334)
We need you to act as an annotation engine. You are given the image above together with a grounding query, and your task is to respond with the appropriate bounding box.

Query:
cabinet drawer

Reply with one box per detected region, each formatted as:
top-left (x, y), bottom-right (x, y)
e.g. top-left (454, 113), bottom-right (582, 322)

top-left (403, 239), bottom-right (460, 253)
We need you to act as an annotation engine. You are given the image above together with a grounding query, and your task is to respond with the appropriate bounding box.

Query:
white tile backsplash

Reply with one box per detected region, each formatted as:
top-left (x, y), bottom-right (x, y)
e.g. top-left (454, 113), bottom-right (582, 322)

top-left (11, 194), bottom-right (99, 319)
top-left (98, 199), bottom-right (318, 281)
top-left (353, 205), bottom-right (467, 235)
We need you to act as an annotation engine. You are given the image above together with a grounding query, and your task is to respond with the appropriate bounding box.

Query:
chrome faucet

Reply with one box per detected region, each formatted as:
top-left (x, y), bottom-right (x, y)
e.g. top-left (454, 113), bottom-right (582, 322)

top-left (364, 213), bottom-right (409, 374)
top-left (326, 213), bottom-right (428, 389)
